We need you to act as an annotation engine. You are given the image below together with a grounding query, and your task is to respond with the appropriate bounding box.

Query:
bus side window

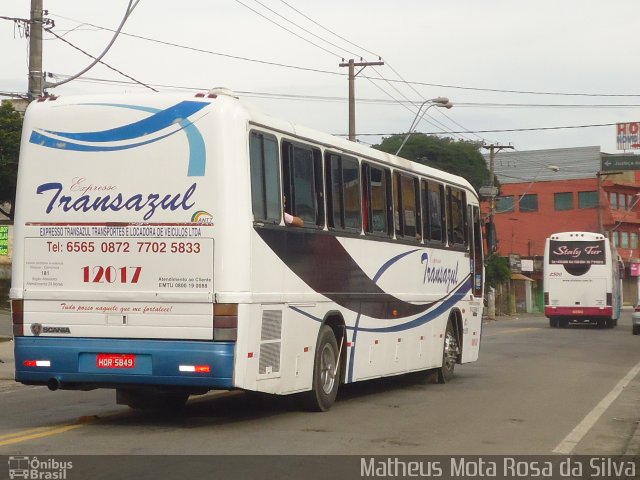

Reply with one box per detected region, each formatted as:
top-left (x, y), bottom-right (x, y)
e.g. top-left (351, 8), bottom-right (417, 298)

top-left (394, 172), bottom-right (420, 241)
top-left (363, 162), bottom-right (391, 236)
top-left (422, 181), bottom-right (444, 243)
top-left (249, 131), bottom-right (281, 223)
top-left (325, 153), bottom-right (361, 232)
top-left (447, 187), bottom-right (467, 247)
top-left (282, 141), bottom-right (324, 227)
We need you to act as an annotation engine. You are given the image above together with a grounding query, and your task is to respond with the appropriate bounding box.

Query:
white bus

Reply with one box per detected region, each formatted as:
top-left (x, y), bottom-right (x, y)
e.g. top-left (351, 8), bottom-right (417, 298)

top-left (10, 89), bottom-right (484, 411)
top-left (544, 231), bottom-right (623, 329)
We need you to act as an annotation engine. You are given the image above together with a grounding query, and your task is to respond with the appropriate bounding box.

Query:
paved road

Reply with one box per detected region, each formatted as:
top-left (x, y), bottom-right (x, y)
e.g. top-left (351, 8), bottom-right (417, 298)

top-left (0, 311), bottom-right (638, 461)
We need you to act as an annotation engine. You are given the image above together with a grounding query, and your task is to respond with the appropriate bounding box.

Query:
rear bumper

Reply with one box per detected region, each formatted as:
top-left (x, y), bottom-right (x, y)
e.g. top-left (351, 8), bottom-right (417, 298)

top-left (14, 337), bottom-right (235, 390)
top-left (544, 306), bottom-right (612, 318)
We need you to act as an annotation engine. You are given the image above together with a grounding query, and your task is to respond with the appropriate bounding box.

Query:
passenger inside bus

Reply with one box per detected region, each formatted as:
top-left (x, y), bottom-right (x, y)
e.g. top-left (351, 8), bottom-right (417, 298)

top-left (284, 195), bottom-right (304, 227)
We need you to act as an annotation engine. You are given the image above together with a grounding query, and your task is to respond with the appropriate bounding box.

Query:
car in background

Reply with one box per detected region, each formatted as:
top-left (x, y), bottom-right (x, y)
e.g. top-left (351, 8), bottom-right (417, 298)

top-left (633, 303), bottom-right (640, 335)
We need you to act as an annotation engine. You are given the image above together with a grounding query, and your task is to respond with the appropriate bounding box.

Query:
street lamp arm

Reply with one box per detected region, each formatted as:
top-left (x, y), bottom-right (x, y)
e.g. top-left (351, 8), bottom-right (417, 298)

top-left (395, 97), bottom-right (452, 156)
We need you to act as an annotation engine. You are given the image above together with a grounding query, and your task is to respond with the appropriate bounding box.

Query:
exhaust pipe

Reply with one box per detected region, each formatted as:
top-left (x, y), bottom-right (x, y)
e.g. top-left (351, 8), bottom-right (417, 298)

top-left (47, 378), bottom-right (60, 391)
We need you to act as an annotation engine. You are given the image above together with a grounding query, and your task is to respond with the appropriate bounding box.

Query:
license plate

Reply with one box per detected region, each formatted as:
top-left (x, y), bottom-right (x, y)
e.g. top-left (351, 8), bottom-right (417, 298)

top-left (96, 353), bottom-right (136, 369)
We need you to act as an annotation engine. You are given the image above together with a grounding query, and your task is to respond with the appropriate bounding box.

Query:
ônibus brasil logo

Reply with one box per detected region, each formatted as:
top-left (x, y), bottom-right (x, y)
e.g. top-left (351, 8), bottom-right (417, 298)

top-left (8, 456), bottom-right (73, 479)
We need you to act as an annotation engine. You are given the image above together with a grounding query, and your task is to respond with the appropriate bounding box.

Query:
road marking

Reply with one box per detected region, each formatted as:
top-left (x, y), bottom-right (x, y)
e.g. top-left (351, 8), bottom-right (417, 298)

top-left (0, 423), bottom-right (88, 447)
top-left (553, 359), bottom-right (640, 454)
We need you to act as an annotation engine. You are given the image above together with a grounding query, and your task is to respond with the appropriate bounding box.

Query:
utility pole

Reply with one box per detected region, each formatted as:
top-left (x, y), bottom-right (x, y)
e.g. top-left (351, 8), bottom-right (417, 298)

top-left (339, 59), bottom-right (384, 141)
top-left (482, 144), bottom-right (514, 220)
top-left (28, 0), bottom-right (44, 99)
top-left (481, 143), bottom-right (513, 321)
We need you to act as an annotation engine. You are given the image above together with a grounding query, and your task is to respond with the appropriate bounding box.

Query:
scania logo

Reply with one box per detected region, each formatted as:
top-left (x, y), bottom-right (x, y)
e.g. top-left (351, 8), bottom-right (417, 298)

top-left (43, 327), bottom-right (71, 334)
top-left (30, 324), bottom-right (71, 335)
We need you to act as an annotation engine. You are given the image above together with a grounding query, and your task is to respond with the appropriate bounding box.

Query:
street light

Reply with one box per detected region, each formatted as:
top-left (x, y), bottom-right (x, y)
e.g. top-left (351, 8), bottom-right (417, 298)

top-left (395, 97), bottom-right (453, 156)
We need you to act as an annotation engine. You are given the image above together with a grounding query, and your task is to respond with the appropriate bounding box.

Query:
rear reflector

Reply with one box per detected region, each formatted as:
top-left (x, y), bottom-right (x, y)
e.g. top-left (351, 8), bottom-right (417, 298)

top-left (11, 300), bottom-right (24, 337)
top-left (179, 365), bottom-right (211, 373)
top-left (23, 360), bottom-right (51, 367)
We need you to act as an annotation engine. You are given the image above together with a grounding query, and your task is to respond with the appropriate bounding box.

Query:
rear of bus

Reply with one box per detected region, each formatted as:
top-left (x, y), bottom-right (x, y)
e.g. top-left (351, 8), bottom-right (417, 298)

top-left (544, 232), bottom-right (617, 328)
top-left (10, 92), bottom-right (246, 406)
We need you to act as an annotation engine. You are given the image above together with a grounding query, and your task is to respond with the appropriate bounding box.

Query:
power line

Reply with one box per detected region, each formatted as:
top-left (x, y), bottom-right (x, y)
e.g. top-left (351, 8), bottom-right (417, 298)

top-left (45, 0), bottom-right (142, 90)
top-left (46, 28), bottom-right (157, 92)
top-left (278, 0), bottom-right (380, 59)
top-left (345, 122), bottom-right (620, 137)
top-left (233, 0), bottom-right (342, 58)
top-left (47, 14), bottom-right (640, 99)
top-left (247, 0), bottom-right (362, 60)
top-left (49, 13), bottom-right (344, 78)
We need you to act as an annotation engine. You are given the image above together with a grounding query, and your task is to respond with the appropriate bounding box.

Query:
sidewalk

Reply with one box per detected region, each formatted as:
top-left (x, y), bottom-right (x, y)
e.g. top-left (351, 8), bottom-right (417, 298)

top-left (0, 336), bottom-right (14, 381)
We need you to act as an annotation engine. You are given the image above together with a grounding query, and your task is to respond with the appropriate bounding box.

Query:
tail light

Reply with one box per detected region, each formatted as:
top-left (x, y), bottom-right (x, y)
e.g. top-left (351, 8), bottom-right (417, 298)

top-left (606, 293), bottom-right (612, 306)
top-left (213, 303), bottom-right (237, 341)
top-left (11, 299), bottom-right (24, 337)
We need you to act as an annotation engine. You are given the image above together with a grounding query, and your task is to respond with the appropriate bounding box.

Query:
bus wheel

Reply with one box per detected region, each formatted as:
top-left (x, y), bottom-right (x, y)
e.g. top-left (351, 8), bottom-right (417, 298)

top-left (549, 318), bottom-right (559, 328)
top-left (633, 325), bottom-right (640, 335)
top-left (302, 325), bottom-right (339, 412)
top-left (438, 320), bottom-right (459, 384)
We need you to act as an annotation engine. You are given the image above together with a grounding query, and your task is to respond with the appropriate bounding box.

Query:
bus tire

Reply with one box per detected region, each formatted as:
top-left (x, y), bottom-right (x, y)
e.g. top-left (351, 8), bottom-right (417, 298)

top-left (438, 319), bottom-right (459, 384)
top-left (633, 325), bottom-right (640, 335)
top-left (301, 325), bottom-right (340, 412)
top-left (549, 318), bottom-right (558, 328)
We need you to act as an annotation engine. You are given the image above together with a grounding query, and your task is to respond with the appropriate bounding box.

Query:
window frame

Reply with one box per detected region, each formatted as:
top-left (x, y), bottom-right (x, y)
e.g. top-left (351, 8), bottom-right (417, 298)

top-left (325, 152), bottom-right (362, 233)
top-left (281, 140), bottom-right (325, 228)
top-left (393, 171), bottom-right (421, 242)
top-left (495, 195), bottom-right (515, 213)
top-left (519, 193), bottom-right (538, 213)
top-left (578, 191), bottom-right (598, 209)
top-left (249, 130), bottom-right (281, 224)
top-left (447, 186), bottom-right (468, 247)
top-left (420, 179), bottom-right (446, 244)
top-left (554, 192), bottom-right (574, 211)
top-left (362, 161), bottom-right (392, 237)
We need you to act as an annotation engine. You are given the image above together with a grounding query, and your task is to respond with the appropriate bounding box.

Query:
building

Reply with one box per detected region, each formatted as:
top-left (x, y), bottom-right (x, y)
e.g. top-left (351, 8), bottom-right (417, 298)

top-left (483, 146), bottom-right (640, 312)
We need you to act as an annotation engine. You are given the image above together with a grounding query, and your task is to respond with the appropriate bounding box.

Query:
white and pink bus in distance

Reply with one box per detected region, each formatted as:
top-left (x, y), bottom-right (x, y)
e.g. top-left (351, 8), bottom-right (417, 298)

top-left (544, 232), bottom-right (623, 328)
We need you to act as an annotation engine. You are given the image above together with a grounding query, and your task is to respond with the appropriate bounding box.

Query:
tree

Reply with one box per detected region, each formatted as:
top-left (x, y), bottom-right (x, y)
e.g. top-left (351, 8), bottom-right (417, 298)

top-left (373, 134), bottom-right (490, 192)
top-left (485, 254), bottom-right (511, 288)
top-left (0, 100), bottom-right (23, 220)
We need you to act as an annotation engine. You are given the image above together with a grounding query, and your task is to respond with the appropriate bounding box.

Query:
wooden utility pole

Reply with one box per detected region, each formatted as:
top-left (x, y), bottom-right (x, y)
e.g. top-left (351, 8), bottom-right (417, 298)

top-left (28, 0), bottom-right (44, 99)
top-left (482, 144), bottom-right (514, 218)
top-left (339, 59), bottom-right (384, 141)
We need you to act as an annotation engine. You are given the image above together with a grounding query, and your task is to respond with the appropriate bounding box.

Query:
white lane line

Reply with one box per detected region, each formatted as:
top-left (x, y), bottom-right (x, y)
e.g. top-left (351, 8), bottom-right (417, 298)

top-left (553, 359), bottom-right (640, 454)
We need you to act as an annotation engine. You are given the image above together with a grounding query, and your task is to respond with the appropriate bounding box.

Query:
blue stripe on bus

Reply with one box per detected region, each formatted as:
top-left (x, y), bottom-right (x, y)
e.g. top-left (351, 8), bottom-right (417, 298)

top-left (39, 101), bottom-right (207, 142)
top-left (28, 101), bottom-right (208, 177)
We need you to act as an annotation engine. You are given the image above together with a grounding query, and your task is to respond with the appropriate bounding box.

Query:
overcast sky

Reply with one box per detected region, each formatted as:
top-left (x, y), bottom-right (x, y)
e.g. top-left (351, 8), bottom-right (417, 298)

top-left (2, 0), bottom-right (640, 155)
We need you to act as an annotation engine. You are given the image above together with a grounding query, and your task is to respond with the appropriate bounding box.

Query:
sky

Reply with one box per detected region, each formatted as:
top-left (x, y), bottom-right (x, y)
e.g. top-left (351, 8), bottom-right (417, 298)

top-left (2, 0), bottom-right (640, 155)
